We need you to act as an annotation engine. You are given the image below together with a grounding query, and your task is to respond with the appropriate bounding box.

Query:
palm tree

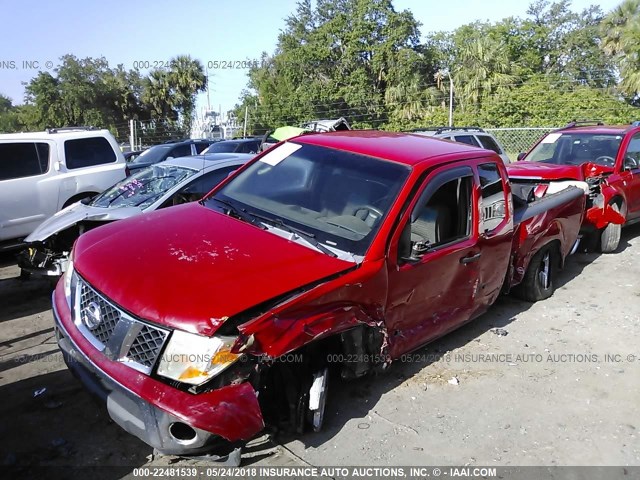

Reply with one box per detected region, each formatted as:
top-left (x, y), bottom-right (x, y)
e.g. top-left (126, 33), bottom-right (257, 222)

top-left (168, 55), bottom-right (207, 132)
top-left (601, 0), bottom-right (640, 96)
top-left (452, 37), bottom-right (515, 109)
top-left (143, 69), bottom-right (174, 119)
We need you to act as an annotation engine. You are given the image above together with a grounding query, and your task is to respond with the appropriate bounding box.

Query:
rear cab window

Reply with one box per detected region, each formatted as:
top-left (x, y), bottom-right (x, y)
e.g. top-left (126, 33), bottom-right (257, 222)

top-left (64, 137), bottom-right (116, 169)
top-left (0, 142), bottom-right (50, 180)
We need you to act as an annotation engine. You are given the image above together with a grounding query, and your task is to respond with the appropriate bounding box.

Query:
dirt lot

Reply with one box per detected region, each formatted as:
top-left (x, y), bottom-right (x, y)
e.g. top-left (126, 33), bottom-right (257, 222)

top-left (1, 226), bottom-right (639, 476)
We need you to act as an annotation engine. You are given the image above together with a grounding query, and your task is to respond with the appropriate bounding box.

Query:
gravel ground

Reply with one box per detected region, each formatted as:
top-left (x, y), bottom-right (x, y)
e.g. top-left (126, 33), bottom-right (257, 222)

top-left (1, 225), bottom-right (639, 477)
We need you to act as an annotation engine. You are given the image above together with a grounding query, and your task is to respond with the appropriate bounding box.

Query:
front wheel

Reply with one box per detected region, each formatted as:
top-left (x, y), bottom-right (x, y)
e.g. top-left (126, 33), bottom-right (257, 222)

top-left (600, 204), bottom-right (622, 253)
top-left (513, 245), bottom-right (558, 302)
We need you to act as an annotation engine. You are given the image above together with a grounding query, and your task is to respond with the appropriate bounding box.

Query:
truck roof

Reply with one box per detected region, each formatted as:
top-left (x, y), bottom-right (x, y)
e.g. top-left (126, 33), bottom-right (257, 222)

top-left (292, 130), bottom-right (493, 167)
top-left (552, 125), bottom-right (633, 135)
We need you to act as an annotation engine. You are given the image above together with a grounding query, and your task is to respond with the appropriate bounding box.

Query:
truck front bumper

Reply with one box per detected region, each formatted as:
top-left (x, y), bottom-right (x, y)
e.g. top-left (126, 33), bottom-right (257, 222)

top-left (51, 283), bottom-right (265, 456)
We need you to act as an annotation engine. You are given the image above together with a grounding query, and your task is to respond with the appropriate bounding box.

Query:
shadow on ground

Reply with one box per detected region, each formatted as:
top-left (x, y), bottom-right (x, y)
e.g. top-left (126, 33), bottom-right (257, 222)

top-left (0, 369), bottom-right (151, 478)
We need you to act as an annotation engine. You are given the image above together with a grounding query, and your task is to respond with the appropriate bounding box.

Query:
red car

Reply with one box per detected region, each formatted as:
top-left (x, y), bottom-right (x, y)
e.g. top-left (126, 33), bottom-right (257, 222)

top-left (52, 131), bottom-right (585, 463)
top-left (508, 122), bottom-right (640, 252)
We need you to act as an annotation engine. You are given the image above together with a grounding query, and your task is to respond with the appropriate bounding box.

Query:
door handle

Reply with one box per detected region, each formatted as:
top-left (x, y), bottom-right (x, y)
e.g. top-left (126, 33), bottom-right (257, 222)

top-left (460, 252), bottom-right (482, 264)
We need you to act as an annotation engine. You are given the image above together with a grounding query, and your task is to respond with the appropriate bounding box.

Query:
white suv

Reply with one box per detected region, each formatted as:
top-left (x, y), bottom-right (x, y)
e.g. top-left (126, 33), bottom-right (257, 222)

top-left (411, 127), bottom-right (511, 164)
top-left (0, 127), bottom-right (126, 248)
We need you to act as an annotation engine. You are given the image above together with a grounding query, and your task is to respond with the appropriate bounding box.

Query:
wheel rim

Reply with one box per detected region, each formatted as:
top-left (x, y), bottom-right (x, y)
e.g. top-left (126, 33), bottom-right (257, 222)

top-left (538, 252), bottom-right (550, 290)
top-left (309, 367), bottom-right (329, 432)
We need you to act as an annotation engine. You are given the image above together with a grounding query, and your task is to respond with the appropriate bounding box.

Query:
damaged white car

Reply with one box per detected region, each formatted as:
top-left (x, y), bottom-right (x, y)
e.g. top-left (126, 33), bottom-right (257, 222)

top-left (18, 152), bottom-right (253, 276)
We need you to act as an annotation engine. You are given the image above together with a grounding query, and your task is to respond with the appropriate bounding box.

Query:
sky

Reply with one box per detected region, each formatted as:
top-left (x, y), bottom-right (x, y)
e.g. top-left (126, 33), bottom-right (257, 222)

top-left (0, 0), bottom-right (624, 117)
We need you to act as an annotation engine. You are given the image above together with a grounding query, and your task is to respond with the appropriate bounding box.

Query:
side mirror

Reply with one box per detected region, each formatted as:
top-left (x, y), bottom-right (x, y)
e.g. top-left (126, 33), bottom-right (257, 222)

top-left (517, 152), bottom-right (526, 161)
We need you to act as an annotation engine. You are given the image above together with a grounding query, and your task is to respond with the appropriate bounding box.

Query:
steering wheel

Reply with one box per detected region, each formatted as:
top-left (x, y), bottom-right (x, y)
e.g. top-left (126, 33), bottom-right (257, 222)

top-left (172, 193), bottom-right (191, 206)
top-left (354, 205), bottom-right (384, 221)
top-left (594, 155), bottom-right (615, 167)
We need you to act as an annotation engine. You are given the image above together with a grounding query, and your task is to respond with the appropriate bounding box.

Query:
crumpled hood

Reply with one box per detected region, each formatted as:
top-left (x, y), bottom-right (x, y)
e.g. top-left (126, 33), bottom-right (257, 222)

top-left (507, 162), bottom-right (585, 181)
top-left (25, 202), bottom-right (142, 243)
top-left (73, 203), bottom-right (354, 336)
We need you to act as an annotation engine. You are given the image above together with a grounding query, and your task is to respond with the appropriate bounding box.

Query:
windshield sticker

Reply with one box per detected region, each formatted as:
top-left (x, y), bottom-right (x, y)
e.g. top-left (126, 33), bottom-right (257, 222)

top-left (259, 142), bottom-right (303, 166)
top-left (541, 133), bottom-right (562, 144)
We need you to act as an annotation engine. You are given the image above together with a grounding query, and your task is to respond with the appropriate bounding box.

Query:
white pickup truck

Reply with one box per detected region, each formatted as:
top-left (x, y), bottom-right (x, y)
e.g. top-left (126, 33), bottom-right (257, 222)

top-left (0, 127), bottom-right (126, 249)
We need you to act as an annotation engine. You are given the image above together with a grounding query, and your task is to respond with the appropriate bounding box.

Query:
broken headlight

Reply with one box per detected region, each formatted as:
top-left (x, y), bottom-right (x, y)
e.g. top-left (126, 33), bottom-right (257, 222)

top-left (157, 330), bottom-right (240, 385)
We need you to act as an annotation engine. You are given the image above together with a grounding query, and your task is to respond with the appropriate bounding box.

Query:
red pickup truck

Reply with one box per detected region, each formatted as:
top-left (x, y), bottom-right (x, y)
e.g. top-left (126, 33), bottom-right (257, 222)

top-left (52, 131), bottom-right (585, 463)
top-left (508, 122), bottom-right (640, 252)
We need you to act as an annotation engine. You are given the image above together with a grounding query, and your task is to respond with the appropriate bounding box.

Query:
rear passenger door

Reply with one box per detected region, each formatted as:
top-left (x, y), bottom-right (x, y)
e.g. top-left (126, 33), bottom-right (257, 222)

top-left (0, 141), bottom-right (57, 240)
top-left (473, 160), bottom-right (514, 313)
top-left (385, 164), bottom-right (481, 357)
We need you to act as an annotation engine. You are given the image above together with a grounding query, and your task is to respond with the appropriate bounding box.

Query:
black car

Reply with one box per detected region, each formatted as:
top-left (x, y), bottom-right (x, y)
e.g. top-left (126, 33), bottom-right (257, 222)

top-left (127, 139), bottom-right (215, 172)
top-left (201, 138), bottom-right (261, 155)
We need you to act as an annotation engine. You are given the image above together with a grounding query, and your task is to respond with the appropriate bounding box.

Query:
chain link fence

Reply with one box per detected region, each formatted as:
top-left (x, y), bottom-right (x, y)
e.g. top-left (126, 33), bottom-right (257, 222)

top-left (486, 127), bottom-right (559, 160)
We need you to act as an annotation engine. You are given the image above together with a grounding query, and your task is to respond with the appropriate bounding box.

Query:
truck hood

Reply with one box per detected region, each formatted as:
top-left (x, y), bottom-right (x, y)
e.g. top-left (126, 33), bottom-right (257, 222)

top-left (507, 162), bottom-right (584, 181)
top-left (25, 202), bottom-right (142, 243)
top-left (73, 203), bottom-right (355, 336)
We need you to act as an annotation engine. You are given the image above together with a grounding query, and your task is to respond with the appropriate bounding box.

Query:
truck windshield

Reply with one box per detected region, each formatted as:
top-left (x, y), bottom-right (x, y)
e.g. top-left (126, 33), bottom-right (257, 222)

top-left (91, 164), bottom-right (196, 209)
top-left (206, 142), bottom-right (410, 256)
top-left (526, 133), bottom-right (623, 167)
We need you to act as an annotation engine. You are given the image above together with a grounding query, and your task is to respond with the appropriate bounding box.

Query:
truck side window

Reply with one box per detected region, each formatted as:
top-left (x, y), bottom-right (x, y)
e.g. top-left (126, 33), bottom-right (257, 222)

top-left (624, 134), bottom-right (640, 169)
top-left (478, 163), bottom-right (506, 232)
top-left (410, 175), bottom-right (472, 251)
top-left (452, 135), bottom-right (481, 147)
top-left (477, 135), bottom-right (503, 154)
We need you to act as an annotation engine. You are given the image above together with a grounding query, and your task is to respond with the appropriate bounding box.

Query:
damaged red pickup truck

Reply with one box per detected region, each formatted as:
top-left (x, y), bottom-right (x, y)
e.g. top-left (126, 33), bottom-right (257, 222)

top-left (52, 131), bottom-right (586, 463)
top-left (508, 122), bottom-right (640, 252)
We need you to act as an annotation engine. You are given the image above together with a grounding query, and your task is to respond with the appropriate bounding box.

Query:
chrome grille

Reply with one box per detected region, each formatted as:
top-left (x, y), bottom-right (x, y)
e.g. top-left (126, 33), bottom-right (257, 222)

top-left (79, 282), bottom-right (120, 344)
top-left (127, 325), bottom-right (167, 368)
top-left (73, 275), bottom-right (169, 375)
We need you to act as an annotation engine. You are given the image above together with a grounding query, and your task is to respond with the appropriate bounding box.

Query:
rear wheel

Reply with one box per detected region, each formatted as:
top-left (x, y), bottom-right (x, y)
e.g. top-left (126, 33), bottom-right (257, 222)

top-left (513, 245), bottom-right (558, 302)
top-left (600, 203), bottom-right (622, 253)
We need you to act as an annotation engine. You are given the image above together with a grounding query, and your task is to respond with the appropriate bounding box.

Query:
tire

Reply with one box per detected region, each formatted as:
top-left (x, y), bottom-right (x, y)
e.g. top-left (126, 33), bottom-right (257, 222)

top-left (513, 245), bottom-right (557, 302)
top-left (599, 203), bottom-right (622, 253)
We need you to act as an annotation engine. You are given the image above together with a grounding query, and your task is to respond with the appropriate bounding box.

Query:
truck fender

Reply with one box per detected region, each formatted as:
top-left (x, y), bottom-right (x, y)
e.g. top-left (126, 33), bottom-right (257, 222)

top-left (585, 185), bottom-right (625, 229)
top-left (236, 303), bottom-right (385, 359)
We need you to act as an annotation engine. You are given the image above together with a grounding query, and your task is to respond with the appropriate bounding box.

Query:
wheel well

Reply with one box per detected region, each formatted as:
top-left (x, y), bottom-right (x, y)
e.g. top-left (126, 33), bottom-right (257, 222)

top-left (609, 196), bottom-right (626, 216)
top-left (256, 325), bottom-right (385, 433)
top-left (550, 239), bottom-right (563, 268)
top-left (62, 192), bottom-right (98, 209)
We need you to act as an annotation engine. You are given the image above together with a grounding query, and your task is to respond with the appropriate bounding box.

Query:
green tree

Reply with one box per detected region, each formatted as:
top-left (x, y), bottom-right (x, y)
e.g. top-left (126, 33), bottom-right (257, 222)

top-left (601, 0), bottom-right (640, 98)
top-left (452, 36), bottom-right (515, 109)
top-left (235, 0), bottom-right (427, 130)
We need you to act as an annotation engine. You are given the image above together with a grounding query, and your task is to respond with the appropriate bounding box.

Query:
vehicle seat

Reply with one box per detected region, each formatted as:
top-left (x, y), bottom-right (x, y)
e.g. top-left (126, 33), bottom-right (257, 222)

top-left (319, 171), bottom-right (384, 218)
top-left (411, 205), bottom-right (451, 245)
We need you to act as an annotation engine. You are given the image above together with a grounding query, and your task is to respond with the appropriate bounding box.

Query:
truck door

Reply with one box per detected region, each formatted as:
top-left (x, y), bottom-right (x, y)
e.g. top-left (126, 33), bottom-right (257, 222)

top-left (473, 161), bottom-right (513, 315)
top-left (385, 165), bottom-right (482, 357)
top-left (617, 133), bottom-right (640, 219)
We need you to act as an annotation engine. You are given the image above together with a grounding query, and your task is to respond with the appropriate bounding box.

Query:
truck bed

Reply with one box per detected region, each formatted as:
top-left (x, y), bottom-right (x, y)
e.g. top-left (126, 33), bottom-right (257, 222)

top-left (508, 183), bottom-right (586, 289)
